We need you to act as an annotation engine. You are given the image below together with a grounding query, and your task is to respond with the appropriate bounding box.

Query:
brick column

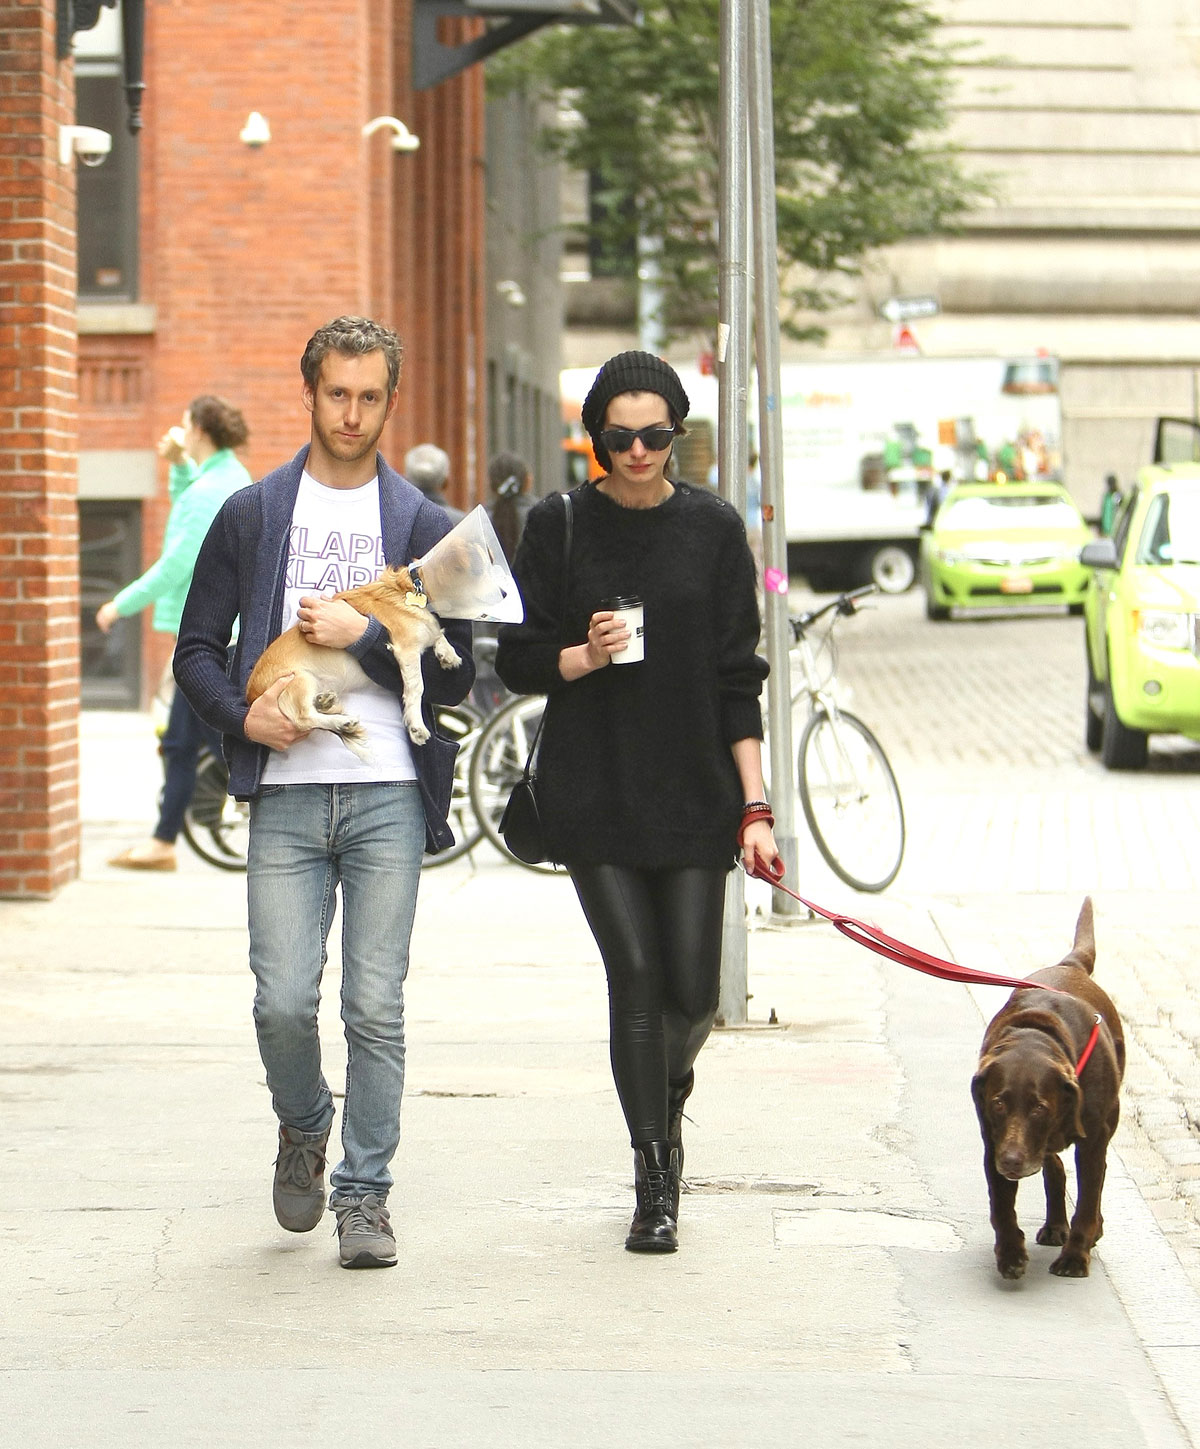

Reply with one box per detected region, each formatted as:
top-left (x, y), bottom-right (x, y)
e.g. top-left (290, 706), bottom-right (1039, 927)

top-left (0, 0), bottom-right (80, 896)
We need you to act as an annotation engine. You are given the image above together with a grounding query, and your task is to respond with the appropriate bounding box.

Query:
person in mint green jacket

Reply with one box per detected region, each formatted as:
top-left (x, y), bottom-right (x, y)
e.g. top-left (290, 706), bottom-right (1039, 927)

top-left (98, 396), bottom-right (252, 870)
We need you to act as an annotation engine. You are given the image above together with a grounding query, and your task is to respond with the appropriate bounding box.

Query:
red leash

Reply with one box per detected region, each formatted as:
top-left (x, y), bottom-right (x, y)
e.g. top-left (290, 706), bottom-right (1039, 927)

top-left (748, 858), bottom-right (1103, 1075)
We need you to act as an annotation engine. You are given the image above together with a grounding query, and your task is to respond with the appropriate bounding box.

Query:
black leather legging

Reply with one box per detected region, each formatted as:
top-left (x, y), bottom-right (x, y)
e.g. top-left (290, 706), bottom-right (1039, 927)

top-left (570, 863), bottom-right (727, 1146)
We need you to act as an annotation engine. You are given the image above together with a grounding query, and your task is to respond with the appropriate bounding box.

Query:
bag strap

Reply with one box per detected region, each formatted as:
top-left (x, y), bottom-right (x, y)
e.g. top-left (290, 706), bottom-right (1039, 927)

top-left (558, 488), bottom-right (573, 638)
top-left (519, 490), bottom-right (573, 781)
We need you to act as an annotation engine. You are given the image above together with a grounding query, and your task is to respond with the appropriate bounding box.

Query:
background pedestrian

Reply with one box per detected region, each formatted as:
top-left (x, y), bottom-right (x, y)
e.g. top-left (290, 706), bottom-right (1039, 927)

top-left (404, 442), bottom-right (465, 524)
top-left (99, 395), bottom-right (252, 871)
top-left (485, 450), bottom-right (535, 564)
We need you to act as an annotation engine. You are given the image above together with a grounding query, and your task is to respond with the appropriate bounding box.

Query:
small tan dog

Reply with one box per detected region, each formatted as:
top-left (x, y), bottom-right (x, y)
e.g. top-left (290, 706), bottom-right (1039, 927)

top-left (246, 565), bottom-right (462, 754)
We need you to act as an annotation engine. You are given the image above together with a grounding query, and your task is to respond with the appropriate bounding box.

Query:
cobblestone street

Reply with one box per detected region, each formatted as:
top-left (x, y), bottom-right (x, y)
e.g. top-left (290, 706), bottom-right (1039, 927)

top-left (814, 585), bottom-right (1200, 1289)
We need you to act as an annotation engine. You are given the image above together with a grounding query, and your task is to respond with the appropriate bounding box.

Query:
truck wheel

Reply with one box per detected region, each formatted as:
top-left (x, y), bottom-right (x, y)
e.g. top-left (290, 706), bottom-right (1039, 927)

top-left (864, 543), bottom-right (916, 594)
top-left (1101, 678), bottom-right (1148, 770)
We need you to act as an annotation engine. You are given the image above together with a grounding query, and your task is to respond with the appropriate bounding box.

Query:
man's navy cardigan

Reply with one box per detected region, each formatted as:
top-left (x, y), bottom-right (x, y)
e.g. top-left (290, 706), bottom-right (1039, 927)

top-left (173, 446), bottom-right (476, 853)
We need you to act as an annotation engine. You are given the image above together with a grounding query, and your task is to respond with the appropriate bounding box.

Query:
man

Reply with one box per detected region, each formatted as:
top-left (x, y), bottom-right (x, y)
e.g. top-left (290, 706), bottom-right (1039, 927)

top-left (175, 317), bottom-right (474, 1268)
top-left (403, 441), bottom-right (466, 524)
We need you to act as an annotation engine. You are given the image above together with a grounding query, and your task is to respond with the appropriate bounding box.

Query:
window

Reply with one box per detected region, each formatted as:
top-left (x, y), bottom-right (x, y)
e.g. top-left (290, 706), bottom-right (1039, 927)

top-left (74, 9), bottom-right (139, 300)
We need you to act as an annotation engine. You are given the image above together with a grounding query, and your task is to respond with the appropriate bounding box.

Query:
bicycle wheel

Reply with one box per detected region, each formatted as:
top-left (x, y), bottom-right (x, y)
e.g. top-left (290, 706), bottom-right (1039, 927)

top-left (422, 703), bottom-right (484, 867)
top-left (797, 708), bottom-right (904, 893)
top-left (468, 694), bottom-right (560, 874)
top-left (181, 750), bottom-right (250, 871)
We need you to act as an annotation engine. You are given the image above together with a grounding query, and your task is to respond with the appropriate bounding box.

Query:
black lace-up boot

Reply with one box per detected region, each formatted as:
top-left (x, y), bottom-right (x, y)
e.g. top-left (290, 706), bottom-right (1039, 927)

top-left (625, 1141), bottom-right (679, 1253)
top-left (667, 1070), bottom-right (694, 1169)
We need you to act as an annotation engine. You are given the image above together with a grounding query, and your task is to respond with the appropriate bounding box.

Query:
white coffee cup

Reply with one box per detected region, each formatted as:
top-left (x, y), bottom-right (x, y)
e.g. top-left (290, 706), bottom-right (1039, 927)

top-left (602, 595), bottom-right (645, 664)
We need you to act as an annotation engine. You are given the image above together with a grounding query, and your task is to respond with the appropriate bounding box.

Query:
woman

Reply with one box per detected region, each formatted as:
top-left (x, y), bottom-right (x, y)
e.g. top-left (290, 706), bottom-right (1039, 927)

top-left (485, 450), bottom-right (535, 565)
top-left (99, 396), bottom-right (252, 870)
top-left (495, 351), bottom-right (778, 1253)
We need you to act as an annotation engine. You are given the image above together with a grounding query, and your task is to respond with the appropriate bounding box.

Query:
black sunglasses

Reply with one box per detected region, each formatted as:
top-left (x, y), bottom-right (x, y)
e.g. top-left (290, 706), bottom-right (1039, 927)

top-left (598, 424), bottom-right (677, 455)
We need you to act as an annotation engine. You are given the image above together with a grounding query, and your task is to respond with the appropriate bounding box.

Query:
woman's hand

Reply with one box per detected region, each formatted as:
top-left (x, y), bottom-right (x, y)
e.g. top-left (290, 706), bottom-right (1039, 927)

top-left (156, 428), bottom-right (188, 466)
top-left (296, 595), bottom-right (368, 649)
top-left (740, 816), bottom-right (780, 879)
top-left (583, 609), bottom-right (629, 668)
top-left (560, 609), bottom-right (631, 679)
top-left (95, 601), bottom-right (120, 634)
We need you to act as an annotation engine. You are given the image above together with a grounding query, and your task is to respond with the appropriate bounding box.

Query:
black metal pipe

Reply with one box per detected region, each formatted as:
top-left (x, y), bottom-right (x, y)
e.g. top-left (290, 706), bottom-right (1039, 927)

top-left (121, 0), bottom-right (145, 133)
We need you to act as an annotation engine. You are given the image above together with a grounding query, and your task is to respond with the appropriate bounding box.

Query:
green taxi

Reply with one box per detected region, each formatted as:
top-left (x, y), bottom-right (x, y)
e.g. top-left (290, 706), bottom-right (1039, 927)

top-left (1082, 459), bottom-right (1200, 769)
top-left (919, 481), bottom-right (1091, 621)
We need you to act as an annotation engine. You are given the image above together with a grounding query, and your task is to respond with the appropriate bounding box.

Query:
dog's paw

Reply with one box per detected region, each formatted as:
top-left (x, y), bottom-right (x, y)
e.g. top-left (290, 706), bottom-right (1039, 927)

top-left (407, 722), bottom-right (431, 746)
top-left (995, 1245), bottom-right (1028, 1280)
top-left (1036, 1223), bottom-right (1069, 1247)
top-left (435, 643), bottom-right (462, 670)
top-left (1049, 1250), bottom-right (1090, 1278)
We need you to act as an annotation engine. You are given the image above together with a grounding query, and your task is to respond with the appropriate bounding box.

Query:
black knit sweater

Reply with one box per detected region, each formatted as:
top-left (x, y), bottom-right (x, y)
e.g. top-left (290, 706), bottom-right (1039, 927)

top-left (495, 481), bottom-right (768, 869)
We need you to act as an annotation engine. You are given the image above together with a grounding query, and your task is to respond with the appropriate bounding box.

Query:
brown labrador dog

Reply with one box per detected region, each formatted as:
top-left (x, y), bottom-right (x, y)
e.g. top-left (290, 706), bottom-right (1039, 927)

top-left (971, 897), bottom-right (1125, 1280)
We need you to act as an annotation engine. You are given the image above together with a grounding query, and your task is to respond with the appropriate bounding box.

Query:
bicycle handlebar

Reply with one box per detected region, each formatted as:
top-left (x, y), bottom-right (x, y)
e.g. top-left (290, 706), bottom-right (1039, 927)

top-left (789, 584), bottom-right (877, 639)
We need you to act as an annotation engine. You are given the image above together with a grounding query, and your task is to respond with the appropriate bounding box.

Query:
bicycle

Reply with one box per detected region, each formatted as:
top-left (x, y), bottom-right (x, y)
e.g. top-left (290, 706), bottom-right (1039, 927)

top-left (470, 589), bottom-right (905, 886)
top-left (784, 584), bottom-right (905, 893)
top-left (181, 747), bottom-right (250, 870)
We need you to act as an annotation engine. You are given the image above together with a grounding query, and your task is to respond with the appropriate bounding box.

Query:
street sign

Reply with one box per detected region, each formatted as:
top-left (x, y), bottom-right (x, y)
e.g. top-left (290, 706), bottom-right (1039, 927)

top-left (879, 294), bottom-right (940, 324)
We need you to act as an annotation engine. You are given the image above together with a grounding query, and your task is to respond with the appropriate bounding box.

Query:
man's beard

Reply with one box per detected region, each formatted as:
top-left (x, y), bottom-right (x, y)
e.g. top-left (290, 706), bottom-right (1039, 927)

top-left (313, 415), bottom-right (382, 465)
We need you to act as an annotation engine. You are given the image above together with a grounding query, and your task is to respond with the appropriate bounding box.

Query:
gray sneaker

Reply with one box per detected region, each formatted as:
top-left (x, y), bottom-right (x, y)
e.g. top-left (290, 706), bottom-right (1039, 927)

top-left (272, 1124), bottom-right (330, 1233)
top-left (334, 1194), bottom-right (397, 1269)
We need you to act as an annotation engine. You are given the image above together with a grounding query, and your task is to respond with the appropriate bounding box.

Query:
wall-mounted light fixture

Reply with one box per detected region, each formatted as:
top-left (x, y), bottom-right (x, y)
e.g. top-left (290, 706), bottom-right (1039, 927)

top-left (495, 279), bottom-right (527, 308)
top-left (239, 112), bottom-right (271, 147)
top-left (362, 116), bottom-right (421, 152)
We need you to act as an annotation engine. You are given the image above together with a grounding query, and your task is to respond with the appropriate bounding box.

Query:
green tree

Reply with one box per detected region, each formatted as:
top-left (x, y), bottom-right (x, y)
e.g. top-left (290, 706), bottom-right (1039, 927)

top-left (488, 0), bottom-right (988, 339)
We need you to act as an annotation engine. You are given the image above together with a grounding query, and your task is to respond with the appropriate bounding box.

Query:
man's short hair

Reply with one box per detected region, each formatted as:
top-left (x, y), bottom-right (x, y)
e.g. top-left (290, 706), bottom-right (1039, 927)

top-left (301, 316), bottom-right (404, 396)
top-left (404, 443), bottom-right (451, 492)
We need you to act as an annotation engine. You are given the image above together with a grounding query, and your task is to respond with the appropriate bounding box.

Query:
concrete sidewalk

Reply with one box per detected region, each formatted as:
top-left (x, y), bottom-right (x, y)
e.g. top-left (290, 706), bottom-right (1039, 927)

top-left (2, 711), bottom-right (1199, 1447)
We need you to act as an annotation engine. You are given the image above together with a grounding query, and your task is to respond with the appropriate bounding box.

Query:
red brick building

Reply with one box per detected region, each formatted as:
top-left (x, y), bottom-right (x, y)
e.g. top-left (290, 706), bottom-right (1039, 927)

top-left (76, 0), bottom-right (491, 709)
top-left (0, 0), bottom-right (79, 896)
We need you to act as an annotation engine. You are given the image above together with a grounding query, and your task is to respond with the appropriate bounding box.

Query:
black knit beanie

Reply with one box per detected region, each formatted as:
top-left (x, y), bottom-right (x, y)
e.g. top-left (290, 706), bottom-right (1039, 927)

top-left (581, 351), bottom-right (691, 471)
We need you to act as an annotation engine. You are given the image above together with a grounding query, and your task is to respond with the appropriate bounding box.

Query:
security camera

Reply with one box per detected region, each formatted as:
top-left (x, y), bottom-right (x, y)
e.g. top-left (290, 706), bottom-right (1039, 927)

top-left (58, 124), bottom-right (112, 167)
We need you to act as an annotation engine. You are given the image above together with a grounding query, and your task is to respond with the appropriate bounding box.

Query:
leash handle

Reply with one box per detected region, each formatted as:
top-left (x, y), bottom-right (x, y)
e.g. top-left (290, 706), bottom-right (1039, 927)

top-left (747, 857), bottom-right (1063, 995)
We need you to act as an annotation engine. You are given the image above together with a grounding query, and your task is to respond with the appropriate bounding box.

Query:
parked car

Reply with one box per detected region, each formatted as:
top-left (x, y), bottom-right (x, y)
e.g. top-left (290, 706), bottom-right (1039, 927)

top-left (1081, 442), bottom-right (1200, 769)
top-left (919, 481), bottom-right (1091, 620)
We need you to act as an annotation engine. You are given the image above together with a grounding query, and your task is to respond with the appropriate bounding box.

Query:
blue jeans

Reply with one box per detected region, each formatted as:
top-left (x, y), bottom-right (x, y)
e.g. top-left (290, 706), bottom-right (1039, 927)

top-left (246, 782), bottom-right (425, 1203)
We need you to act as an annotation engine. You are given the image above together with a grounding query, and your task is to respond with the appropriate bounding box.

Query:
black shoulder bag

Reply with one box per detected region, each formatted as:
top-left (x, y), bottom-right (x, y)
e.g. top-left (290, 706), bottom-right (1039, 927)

top-left (498, 491), bottom-right (573, 865)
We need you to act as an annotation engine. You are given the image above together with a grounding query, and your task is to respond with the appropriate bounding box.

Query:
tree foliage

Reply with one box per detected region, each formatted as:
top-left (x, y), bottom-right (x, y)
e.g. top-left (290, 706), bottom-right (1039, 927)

top-left (488, 0), bottom-right (988, 339)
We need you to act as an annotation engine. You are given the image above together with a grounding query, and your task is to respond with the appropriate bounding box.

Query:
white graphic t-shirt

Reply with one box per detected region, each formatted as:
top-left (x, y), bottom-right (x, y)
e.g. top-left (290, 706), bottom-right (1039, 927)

top-left (261, 471), bottom-right (416, 784)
